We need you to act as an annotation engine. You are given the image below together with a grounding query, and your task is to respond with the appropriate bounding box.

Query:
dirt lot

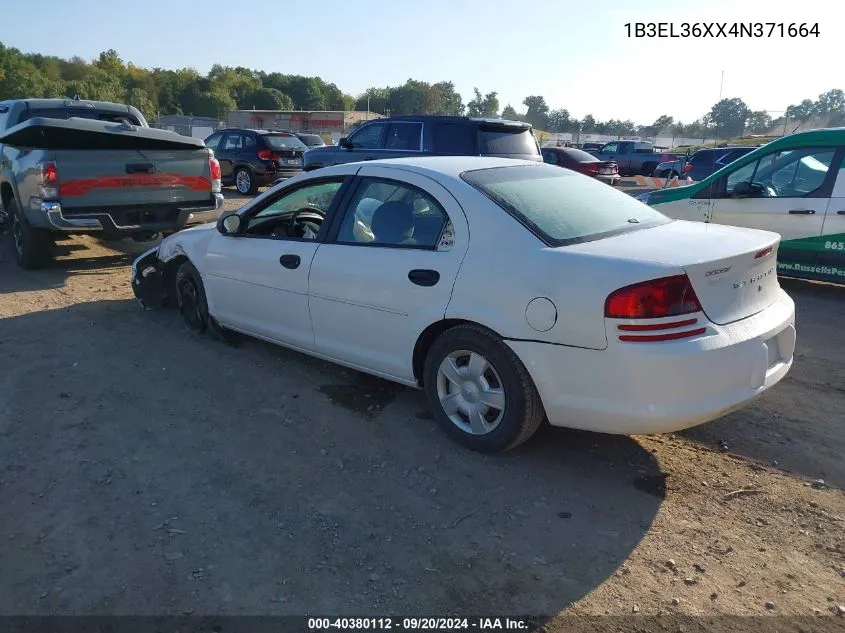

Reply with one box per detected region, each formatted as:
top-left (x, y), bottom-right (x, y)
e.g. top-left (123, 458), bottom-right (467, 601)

top-left (1, 188), bottom-right (844, 627)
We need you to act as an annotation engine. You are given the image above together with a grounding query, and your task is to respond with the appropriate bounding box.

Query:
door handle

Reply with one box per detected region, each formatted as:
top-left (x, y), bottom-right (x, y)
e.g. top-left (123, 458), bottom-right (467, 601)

top-left (788, 209), bottom-right (815, 215)
top-left (279, 254), bottom-right (301, 269)
top-left (408, 269), bottom-right (440, 287)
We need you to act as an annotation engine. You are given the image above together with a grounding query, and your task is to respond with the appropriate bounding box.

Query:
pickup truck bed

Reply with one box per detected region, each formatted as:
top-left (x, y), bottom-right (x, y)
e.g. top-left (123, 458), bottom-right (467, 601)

top-left (0, 117), bottom-right (222, 269)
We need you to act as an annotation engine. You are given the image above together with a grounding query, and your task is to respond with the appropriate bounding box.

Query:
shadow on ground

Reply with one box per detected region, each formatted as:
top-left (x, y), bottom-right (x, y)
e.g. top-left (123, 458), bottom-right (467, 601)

top-left (682, 277), bottom-right (845, 489)
top-left (0, 300), bottom-right (661, 616)
top-left (0, 234), bottom-right (155, 294)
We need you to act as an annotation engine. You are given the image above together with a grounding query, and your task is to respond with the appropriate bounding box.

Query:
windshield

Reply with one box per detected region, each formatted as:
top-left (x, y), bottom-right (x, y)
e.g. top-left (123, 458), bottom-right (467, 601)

top-left (263, 134), bottom-right (309, 150)
top-left (462, 164), bottom-right (669, 246)
top-left (298, 134), bottom-right (325, 147)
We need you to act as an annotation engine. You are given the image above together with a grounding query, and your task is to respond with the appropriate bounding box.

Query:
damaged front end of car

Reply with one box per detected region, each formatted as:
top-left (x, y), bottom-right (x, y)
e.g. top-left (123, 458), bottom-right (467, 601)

top-left (131, 246), bottom-right (167, 309)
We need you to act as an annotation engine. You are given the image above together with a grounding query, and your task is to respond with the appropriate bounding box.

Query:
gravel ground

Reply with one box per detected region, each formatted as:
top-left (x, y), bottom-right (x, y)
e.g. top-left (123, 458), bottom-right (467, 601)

top-left (0, 188), bottom-right (843, 627)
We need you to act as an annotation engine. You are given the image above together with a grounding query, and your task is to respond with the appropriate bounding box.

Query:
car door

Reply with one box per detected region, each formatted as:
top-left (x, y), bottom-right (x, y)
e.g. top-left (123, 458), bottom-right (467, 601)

top-left (818, 155), bottom-right (845, 278)
top-left (307, 165), bottom-right (469, 382)
top-left (201, 175), bottom-right (351, 350)
top-left (216, 132), bottom-right (243, 183)
top-left (710, 147), bottom-right (840, 268)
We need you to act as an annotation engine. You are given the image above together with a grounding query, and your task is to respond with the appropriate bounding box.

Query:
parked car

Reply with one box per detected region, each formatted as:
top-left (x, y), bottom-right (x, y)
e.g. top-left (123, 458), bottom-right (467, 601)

top-left (204, 129), bottom-right (308, 195)
top-left (0, 98), bottom-right (223, 269)
top-left (581, 142), bottom-right (604, 152)
top-left (133, 157), bottom-right (795, 453)
top-left (296, 132), bottom-right (326, 148)
top-left (541, 147), bottom-right (620, 185)
top-left (586, 140), bottom-right (679, 176)
top-left (303, 116), bottom-right (541, 171)
top-left (653, 146), bottom-right (758, 180)
top-left (638, 128), bottom-right (845, 285)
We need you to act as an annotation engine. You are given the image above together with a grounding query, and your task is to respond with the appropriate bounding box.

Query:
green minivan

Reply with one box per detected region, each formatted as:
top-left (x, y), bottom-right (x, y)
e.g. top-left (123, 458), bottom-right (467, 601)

top-left (638, 128), bottom-right (845, 284)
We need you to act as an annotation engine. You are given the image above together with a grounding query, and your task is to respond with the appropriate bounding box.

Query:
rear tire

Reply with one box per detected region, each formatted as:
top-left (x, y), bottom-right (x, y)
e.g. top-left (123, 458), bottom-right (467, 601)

top-left (8, 197), bottom-right (54, 269)
top-left (422, 324), bottom-right (546, 453)
top-left (234, 168), bottom-right (257, 195)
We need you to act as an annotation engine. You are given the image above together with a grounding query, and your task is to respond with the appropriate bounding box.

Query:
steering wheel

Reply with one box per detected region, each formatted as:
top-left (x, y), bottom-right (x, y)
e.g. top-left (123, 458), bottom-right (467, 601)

top-left (288, 207), bottom-right (324, 238)
top-left (758, 181), bottom-right (780, 197)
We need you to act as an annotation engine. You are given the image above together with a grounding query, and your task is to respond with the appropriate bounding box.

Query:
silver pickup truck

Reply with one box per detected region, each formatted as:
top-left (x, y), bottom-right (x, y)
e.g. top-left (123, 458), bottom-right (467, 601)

top-left (0, 98), bottom-right (223, 269)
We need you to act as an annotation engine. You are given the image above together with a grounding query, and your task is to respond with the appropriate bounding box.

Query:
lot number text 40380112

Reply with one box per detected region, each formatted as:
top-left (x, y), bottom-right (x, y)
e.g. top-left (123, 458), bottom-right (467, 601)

top-left (624, 22), bottom-right (820, 38)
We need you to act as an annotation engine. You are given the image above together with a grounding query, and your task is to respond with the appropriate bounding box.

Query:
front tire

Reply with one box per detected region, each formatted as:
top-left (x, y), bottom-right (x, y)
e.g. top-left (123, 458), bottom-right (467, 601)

top-left (8, 197), bottom-right (54, 269)
top-left (175, 261), bottom-right (209, 335)
top-left (234, 168), bottom-right (257, 195)
top-left (423, 324), bottom-right (546, 453)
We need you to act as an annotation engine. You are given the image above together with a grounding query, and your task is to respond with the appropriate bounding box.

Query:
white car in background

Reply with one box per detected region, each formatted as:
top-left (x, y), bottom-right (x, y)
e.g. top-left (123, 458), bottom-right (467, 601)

top-left (132, 158), bottom-right (796, 453)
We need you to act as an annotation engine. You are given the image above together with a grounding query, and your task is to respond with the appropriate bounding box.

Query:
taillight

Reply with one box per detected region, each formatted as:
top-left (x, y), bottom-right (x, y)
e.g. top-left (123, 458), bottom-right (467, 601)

top-left (683, 164), bottom-right (693, 173)
top-left (605, 275), bottom-right (705, 342)
top-left (39, 161), bottom-right (59, 199)
top-left (209, 157), bottom-right (221, 193)
top-left (755, 246), bottom-right (773, 259)
top-left (605, 275), bottom-right (702, 319)
top-left (583, 163), bottom-right (600, 173)
top-left (257, 149), bottom-right (278, 161)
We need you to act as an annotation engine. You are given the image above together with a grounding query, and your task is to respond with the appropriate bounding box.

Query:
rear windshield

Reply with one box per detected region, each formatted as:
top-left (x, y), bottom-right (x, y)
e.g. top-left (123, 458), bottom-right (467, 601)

top-left (561, 148), bottom-right (599, 162)
top-left (298, 134), bottom-right (325, 147)
top-left (22, 108), bottom-right (142, 126)
top-left (462, 164), bottom-right (669, 246)
top-left (478, 127), bottom-right (538, 155)
top-left (263, 134), bottom-right (309, 150)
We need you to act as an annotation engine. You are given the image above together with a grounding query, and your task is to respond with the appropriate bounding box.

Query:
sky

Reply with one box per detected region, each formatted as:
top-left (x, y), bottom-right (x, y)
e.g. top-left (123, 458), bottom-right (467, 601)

top-left (2, 0), bottom-right (841, 125)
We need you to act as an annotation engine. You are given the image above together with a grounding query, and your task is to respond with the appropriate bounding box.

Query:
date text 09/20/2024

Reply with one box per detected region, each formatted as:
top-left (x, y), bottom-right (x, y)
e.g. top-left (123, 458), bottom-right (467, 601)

top-left (624, 22), bottom-right (820, 38)
top-left (307, 617), bottom-right (531, 630)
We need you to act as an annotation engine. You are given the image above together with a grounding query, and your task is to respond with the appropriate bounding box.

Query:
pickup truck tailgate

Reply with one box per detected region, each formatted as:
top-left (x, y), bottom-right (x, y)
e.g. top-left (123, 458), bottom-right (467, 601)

top-left (55, 149), bottom-right (212, 209)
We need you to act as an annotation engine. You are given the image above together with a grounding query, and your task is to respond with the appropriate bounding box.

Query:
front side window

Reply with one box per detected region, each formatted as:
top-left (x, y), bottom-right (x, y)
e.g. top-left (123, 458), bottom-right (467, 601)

top-left (602, 143), bottom-right (619, 154)
top-left (722, 148), bottom-right (837, 198)
top-left (385, 122), bottom-right (422, 150)
top-left (336, 178), bottom-right (449, 248)
top-left (246, 179), bottom-right (344, 239)
top-left (348, 122), bottom-right (386, 149)
top-left (462, 164), bottom-right (668, 246)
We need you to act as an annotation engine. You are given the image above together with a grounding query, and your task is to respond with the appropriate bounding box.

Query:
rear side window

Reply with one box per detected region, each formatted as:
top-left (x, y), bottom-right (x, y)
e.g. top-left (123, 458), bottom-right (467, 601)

top-left (385, 122), bottom-right (422, 151)
top-left (433, 123), bottom-right (476, 154)
top-left (689, 150), bottom-right (714, 165)
top-left (478, 127), bottom-right (538, 155)
top-left (462, 164), bottom-right (669, 246)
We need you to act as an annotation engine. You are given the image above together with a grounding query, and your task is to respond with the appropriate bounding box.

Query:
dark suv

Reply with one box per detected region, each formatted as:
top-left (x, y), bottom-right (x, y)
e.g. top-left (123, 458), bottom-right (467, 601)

top-left (684, 146), bottom-right (758, 181)
top-left (204, 128), bottom-right (308, 194)
top-left (303, 116), bottom-right (541, 171)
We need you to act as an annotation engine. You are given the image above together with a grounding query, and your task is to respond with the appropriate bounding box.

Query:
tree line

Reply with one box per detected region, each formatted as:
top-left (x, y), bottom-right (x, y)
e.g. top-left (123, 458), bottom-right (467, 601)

top-left (1, 42), bottom-right (842, 139)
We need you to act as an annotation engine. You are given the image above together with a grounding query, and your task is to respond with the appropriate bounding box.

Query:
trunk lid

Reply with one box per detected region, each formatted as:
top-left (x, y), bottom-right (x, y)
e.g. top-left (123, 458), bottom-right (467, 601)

top-left (55, 148), bottom-right (212, 208)
top-left (566, 220), bottom-right (781, 325)
top-left (0, 117), bottom-right (212, 208)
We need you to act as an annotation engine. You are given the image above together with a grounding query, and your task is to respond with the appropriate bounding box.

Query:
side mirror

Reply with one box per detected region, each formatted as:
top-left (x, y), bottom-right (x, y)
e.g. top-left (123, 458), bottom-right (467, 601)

top-left (217, 212), bottom-right (242, 235)
top-left (339, 137), bottom-right (351, 149)
top-left (731, 181), bottom-right (752, 198)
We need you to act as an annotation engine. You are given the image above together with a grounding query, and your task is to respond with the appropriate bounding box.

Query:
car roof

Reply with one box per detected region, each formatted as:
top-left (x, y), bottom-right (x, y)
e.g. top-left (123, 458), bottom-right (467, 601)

top-left (380, 114), bottom-right (530, 128)
top-left (347, 156), bottom-right (539, 178)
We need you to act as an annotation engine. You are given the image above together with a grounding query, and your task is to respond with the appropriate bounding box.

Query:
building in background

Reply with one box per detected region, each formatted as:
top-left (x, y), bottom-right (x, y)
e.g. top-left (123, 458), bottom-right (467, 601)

top-left (153, 114), bottom-right (223, 139)
top-left (225, 110), bottom-right (382, 142)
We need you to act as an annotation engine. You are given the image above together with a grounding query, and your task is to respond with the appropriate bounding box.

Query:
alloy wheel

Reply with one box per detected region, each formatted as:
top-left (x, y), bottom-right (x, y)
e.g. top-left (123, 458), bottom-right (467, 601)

top-left (236, 170), bottom-right (252, 194)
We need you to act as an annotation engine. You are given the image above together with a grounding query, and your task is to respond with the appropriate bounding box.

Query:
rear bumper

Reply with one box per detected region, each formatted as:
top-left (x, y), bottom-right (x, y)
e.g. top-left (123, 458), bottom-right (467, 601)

top-left (34, 194), bottom-right (223, 234)
top-left (594, 174), bottom-right (620, 185)
top-left (506, 290), bottom-right (796, 435)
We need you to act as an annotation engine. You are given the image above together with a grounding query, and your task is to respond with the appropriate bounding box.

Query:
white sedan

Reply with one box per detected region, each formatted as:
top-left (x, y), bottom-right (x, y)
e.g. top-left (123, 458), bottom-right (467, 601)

top-left (132, 157), bottom-right (796, 453)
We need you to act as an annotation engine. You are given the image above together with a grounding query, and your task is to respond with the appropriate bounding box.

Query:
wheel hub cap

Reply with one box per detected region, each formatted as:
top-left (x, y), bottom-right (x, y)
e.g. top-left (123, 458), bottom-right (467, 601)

top-left (436, 349), bottom-right (506, 435)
